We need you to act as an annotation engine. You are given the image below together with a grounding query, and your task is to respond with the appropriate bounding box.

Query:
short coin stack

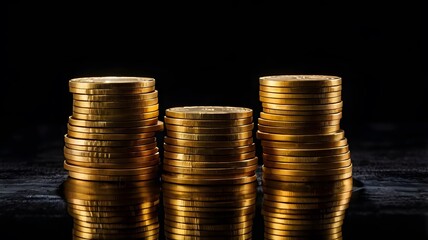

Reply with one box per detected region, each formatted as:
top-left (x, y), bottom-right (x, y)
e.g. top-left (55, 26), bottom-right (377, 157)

top-left (257, 75), bottom-right (353, 240)
top-left (162, 106), bottom-right (258, 239)
top-left (63, 76), bottom-right (163, 239)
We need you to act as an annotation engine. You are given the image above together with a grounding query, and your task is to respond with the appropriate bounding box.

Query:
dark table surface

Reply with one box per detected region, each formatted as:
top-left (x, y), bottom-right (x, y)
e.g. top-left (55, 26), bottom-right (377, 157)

top-left (1, 124), bottom-right (427, 240)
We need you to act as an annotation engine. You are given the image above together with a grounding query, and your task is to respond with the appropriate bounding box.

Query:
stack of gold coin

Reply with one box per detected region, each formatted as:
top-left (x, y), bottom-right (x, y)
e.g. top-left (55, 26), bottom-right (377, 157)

top-left (257, 75), bottom-right (353, 240)
top-left (63, 178), bottom-right (160, 240)
top-left (63, 77), bottom-right (163, 239)
top-left (162, 106), bottom-right (258, 239)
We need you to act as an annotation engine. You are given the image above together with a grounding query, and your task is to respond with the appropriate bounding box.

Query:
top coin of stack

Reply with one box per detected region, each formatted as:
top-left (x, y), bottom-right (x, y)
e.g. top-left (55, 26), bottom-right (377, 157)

top-left (64, 77), bottom-right (163, 181)
top-left (257, 75), bottom-right (352, 240)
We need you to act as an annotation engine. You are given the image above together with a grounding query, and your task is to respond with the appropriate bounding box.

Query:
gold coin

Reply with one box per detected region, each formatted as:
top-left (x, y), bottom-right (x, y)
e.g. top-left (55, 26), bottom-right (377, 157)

top-left (263, 192), bottom-right (352, 204)
top-left (258, 118), bottom-right (340, 127)
top-left (64, 142), bottom-right (158, 152)
top-left (68, 122), bottom-right (163, 134)
top-left (258, 124), bottom-right (340, 134)
top-left (73, 218), bottom-right (159, 229)
top-left (164, 220), bottom-right (253, 231)
top-left (64, 161), bottom-right (158, 175)
top-left (163, 203), bottom-right (255, 213)
top-left (72, 228), bottom-right (159, 239)
top-left (262, 205), bottom-right (348, 215)
top-left (162, 192), bottom-right (256, 202)
top-left (262, 186), bottom-right (352, 198)
top-left (262, 164), bottom-right (352, 177)
top-left (69, 76), bottom-right (155, 89)
top-left (163, 143), bottom-right (255, 155)
top-left (262, 177), bottom-right (353, 192)
top-left (163, 197), bottom-right (256, 208)
top-left (163, 207), bottom-right (255, 217)
top-left (164, 214), bottom-right (254, 224)
top-left (162, 164), bottom-right (258, 175)
top-left (260, 91), bottom-right (341, 99)
top-left (67, 130), bottom-right (156, 140)
top-left (165, 123), bottom-right (254, 134)
top-left (163, 157), bottom-right (258, 168)
top-left (69, 86), bottom-right (155, 95)
top-left (263, 108), bottom-right (342, 116)
top-left (163, 151), bottom-right (256, 161)
top-left (260, 96), bottom-right (342, 105)
top-left (164, 231), bottom-right (252, 240)
top-left (65, 195), bottom-right (159, 206)
top-left (164, 116), bottom-right (253, 127)
top-left (73, 98), bottom-right (158, 108)
top-left (68, 116), bottom-right (159, 128)
top-left (260, 75), bottom-right (341, 87)
top-left (260, 85), bottom-right (342, 93)
top-left (261, 138), bottom-right (348, 149)
top-left (166, 131), bottom-right (252, 141)
top-left (64, 152), bottom-right (159, 164)
top-left (264, 221), bottom-right (344, 232)
top-left (164, 225), bottom-right (252, 236)
top-left (263, 215), bottom-right (344, 225)
top-left (66, 158), bottom-right (159, 169)
top-left (262, 102), bottom-right (343, 111)
top-left (260, 112), bottom-right (342, 122)
top-left (73, 91), bottom-right (158, 101)
top-left (263, 159), bottom-right (352, 170)
top-left (64, 146), bottom-right (158, 158)
top-left (257, 130), bottom-right (345, 142)
top-left (262, 171), bottom-right (353, 182)
top-left (166, 106), bottom-right (252, 120)
top-left (263, 199), bottom-right (349, 210)
top-left (164, 137), bottom-right (253, 148)
top-left (72, 104), bottom-right (159, 114)
top-left (262, 151), bottom-right (351, 163)
top-left (161, 173), bottom-right (257, 185)
top-left (64, 177), bottom-right (159, 188)
top-left (73, 223), bottom-right (159, 234)
top-left (261, 145), bottom-right (349, 157)
top-left (72, 111), bottom-right (159, 121)
top-left (262, 209), bottom-right (345, 220)
top-left (265, 231), bottom-right (342, 239)
top-left (162, 182), bottom-right (257, 193)
top-left (68, 206), bottom-right (158, 217)
top-left (67, 171), bottom-right (159, 181)
top-left (65, 184), bottom-right (160, 197)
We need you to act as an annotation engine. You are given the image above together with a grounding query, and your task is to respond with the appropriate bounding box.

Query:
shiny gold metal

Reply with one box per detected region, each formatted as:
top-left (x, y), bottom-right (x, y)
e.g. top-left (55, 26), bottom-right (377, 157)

top-left (259, 91), bottom-right (341, 99)
top-left (67, 130), bottom-right (156, 140)
top-left (163, 143), bottom-right (255, 155)
top-left (256, 130), bottom-right (345, 142)
top-left (64, 161), bottom-right (158, 176)
top-left (162, 164), bottom-right (258, 175)
top-left (72, 111), bottom-right (159, 121)
top-left (67, 171), bottom-right (158, 181)
top-left (261, 145), bottom-right (349, 156)
top-left (68, 116), bottom-right (159, 128)
top-left (262, 177), bottom-right (353, 193)
top-left (64, 142), bottom-right (158, 152)
top-left (258, 118), bottom-right (340, 127)
top-left (262, 164), bottom-right (352, 176)
top-left (69, 76), bottom-right (155, 89)
top-left (64, 135), bottom-right (156, 147)
top-left (260, 96), bottom-right (342, 105)
top-left (257, 124), bottom-right (340, 134)
top-left (69, 86), bottom-right (155, 95)
top-left (261, 138), bottom-right (347, 149)
top-left (164, 116), bottom-right (253, 127)
top-left (161, 173), bottom-right (257, 185)
top-left (262, 151), bottom-right (351, 163)
top-left (72, 104), bottom-right (159, 114)
top-left (262, 102), bottom-right (343, 111)
top-left (73, 91), bottom-right (158, 101)
top-left (263, 159), bottom-right (352, 170)
top-left (73, 98), bottom-right (158, 108)
top-left (263, 108), bottom-right (342, 115)
top-left (260, 85), bottom-right (342, 93)
top-left (166, 131), bottom-right (252, 141)
top-left (163, 157), bottom-right (258, 168)
top-left (259, 75), bottom-right (341, 87)
top-left (262, 171), bottom-right (353, 182)
top-left (165, 106), bottom-right (252, 120)
top-left (260, 112), bottom-right (342, 122)
top-left (164, 137), bottom-right (253, 148)
top-left (64, 153), bottom-right (159, 164)
top-left (165, 123), bottom-right (254, 133)
top-left (66, 159), bottom-right (159, 169)
top-left (64, 146), bottom-right (158, 158)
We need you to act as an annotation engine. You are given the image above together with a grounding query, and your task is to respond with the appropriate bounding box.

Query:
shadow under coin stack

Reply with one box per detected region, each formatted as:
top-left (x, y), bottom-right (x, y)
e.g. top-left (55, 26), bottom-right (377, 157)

top-left (63, 77), bottom-right (163, 240)
top-left (162, 106), bottom-right (258, 240)
top-left (257, 75), bottom-right (353, 240)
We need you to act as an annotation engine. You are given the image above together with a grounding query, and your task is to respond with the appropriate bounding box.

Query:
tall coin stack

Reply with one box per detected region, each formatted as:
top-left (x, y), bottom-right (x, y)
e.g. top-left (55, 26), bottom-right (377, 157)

top-left (162, 106), bottom-right (258, 240)
top-left (63, 77), bottom-right (163, 240)
top-left (257, 75), bottom-right (353, 240)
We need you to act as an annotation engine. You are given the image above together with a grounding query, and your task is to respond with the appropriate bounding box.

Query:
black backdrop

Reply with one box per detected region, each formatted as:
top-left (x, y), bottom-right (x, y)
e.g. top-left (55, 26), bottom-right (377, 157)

top-left (4, 1), bottom-right (426, 151)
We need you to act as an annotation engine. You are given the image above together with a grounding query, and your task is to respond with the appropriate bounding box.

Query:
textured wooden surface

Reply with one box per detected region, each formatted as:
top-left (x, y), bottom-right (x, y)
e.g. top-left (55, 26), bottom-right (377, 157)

top-left (1, 128), bottom-right (427, 240)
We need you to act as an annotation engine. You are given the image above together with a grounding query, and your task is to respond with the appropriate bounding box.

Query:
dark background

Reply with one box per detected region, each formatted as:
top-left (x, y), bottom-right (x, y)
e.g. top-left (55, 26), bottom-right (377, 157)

top-left (4, 0), bottom-right (426, 151)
